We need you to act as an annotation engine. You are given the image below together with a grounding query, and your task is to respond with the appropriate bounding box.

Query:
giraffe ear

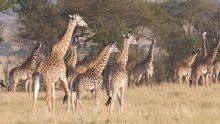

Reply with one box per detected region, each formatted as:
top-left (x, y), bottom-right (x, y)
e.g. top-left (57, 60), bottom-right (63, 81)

top-left (122, 34), bottom-right (126, 38)
top-left (69, 15), bottom-right (73, 18)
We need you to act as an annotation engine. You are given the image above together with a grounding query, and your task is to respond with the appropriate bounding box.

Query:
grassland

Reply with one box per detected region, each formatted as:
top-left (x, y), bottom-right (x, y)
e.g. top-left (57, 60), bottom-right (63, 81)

top-left (0, 83), bottom-right (220, 124)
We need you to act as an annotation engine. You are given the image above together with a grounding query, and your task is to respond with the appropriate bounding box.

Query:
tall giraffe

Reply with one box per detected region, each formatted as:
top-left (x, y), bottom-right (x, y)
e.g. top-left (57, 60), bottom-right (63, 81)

top-left (105, 33), bottom-right (137, 114)
top-left (193, 39), bottom-right (220, 87)
top-left (177, 53), bottom-right (197, 86)
top-left (131, 38), bottom-right (156, 87)
top-left (32, 14), bottom-right (88, 112)
top-left (8, 42), bottom-right (41, 94)
top-left (63, 43), bottom-right (117, 111)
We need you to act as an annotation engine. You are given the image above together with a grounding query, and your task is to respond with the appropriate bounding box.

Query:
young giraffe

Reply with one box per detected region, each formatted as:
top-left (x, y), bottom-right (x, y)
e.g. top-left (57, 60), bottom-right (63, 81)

top-left (131, 38), bottom-right (156, 87)
top-left (177, 53), bottom-right (197, 86)
top-left (8, 42), bottom-right (41, 94)
top-left (105, 33), bottom-right (137, 114)
top-left (32, 14), bottom-right (88, 112)
top-left (193, 39), bottom-right (220, 87)
top-left (63, 43), bottom-right (117, 111)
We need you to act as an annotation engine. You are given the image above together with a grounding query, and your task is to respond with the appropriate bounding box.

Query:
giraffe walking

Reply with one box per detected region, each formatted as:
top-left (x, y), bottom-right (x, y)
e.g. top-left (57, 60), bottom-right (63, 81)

top-left (131, 38), bottom-right (156, 87)
top-left (8, 43), bottom-right (41, 94)
top-left (32, 14), bottom-right (88, 112)
top-left (193, 39), bottom-right (220, 87)
top-left (63, 43), bottom-right (117, 112)
top-left (177, 53), bottom-right (197, 86)
top-left (105, 33), bottom-right (137, 114)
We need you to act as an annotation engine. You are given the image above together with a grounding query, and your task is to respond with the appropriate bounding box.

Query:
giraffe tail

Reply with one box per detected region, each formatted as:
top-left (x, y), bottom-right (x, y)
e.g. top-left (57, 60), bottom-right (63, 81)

top-left (106, 97), bottom-right (112, 106)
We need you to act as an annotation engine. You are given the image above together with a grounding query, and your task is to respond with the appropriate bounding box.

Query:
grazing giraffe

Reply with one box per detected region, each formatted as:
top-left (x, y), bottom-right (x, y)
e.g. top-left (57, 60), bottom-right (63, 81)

top-left (32, 14), bottom-right (88, 112)
top-left (193, 39), bottom-right (220, 87)
top-left (63, 43), bottom-right (117, 111)
top-left (131, 38), bottom-right (156, 87)
top-left (8, 42), bottom-right (41, 94)
top-left (105, 33), bottom-right (137, 114)
top-left (177, 53), bottom-right (197, 86)
top-left (213, 61), bottom-right (220, 82)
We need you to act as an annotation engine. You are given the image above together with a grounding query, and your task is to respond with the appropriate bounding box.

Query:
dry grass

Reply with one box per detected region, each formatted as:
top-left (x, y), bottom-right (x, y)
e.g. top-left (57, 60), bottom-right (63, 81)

top-left (0, 83), bottom-right (220, 124)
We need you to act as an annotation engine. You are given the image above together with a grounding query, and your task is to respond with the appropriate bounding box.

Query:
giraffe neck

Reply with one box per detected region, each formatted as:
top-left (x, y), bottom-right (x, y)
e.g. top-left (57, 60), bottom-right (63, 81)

top-left (144, 40), bottom-right (155, 65)
top-left (184, 54), bottom-right (197, 67)
top-left (202, 36), bottom-right (208, 58)
top-left (92, 46), bottom-right (112, 73)
top-left (21, 47), bottom-right (39, 68)
top-left (117, 39), bottom-right (129, 68)
top-left (51, 20), bottom-right (76, 58)
top-left (67, 44), bottom-right (77, 69)
top-left (204, 42), bottom-right (220, 65)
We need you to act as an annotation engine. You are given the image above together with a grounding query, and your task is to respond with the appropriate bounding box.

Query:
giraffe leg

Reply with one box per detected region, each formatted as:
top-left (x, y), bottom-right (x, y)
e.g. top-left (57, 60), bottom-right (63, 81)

top-left (75, 91), bottom-right (85, 112)
top-left (94, 81), bottom-right (100, 111)
top-left (118, 86), bottom-right (125, 114)
top-left (149, 72), bottom-right (153, 88)
top-left (178, 74), bottom-right (182, 86)
top-left (71, 91), bottom-right (76, 110)
top-left (145, 73), bottom-right (150, 87)
top-left (25, 79), bottom-right (29, 93)
top-left (13, 77), bottom-right (19, 92)
top-left (195, 73), bottom-right (201, 88)
top-left (28, 77), bottom-right (33, 96)
top-left (51, 83), bottom-right (56, 112)
top-left (33, 73), bottom-right (40, 113)
top-left (45, 80), bottom-right (52, 112)
top-left (137, 74), bottom-right (143, 87)
top-left (201, 75), bottom-right (205, 86)
top-left (60, 76), bottom-right (71, 112)
top-left (110, 87), bottom-right (117, 114)
top-left (216, 71), bottom-right (219, 83)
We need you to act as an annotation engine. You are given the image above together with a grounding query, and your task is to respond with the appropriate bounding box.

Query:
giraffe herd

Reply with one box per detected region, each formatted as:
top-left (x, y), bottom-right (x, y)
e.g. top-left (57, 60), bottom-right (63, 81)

top-left (5, 14), bottom-right (220, 114)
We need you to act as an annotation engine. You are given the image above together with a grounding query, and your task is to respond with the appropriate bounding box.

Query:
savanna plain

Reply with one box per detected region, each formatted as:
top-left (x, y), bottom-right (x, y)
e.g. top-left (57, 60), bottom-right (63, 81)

top-left (0, 83), bottom-right (220, 124)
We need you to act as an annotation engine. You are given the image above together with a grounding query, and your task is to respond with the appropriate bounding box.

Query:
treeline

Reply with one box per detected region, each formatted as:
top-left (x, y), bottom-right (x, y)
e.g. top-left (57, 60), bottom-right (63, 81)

top-left (7, 0), bottom-right (220, 82)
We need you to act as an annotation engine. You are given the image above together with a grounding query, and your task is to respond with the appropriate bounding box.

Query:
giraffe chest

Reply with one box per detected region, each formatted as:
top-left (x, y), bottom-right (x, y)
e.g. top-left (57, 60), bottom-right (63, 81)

top-left (201, 65), bottom-right (208, 74)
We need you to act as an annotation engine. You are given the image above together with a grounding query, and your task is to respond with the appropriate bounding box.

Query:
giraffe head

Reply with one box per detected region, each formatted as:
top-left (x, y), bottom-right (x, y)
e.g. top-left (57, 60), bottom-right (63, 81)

top-left (32, 42), bottom-right (42, 59)
top-left (122, 32), bottom-right (137, 45)
top-left (110, 43), bottom-right (118, 53)
top-left (69, 14), bottom-right (88, 27)
top-left (202, 32), bottom-right (207, 38)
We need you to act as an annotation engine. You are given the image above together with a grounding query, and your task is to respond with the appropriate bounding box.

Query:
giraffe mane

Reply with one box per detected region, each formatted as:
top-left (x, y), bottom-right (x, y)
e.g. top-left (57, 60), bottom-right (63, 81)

top-left (66, 44), bottom-right (77, 66)
top-left (87, 45), bottom-right (109, 68)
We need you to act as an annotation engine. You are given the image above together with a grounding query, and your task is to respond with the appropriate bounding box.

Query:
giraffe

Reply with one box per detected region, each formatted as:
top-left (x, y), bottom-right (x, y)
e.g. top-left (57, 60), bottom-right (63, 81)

top-left (105, 33), bottom-right (137, 114)
top-left (66, 49), bottom-right (110, 85)
top-left (32, 14), bottom-right (88, 112)
top-left (8, 42), bottom-right (41, 94)
top-left (63, 43), bottom-right (117, 111)
top-left (192, 39), bottom-right (220, 87)
top-left (176, 53), bottom-right (197, 86)
top-left (131, 38), bottom-right (156, 87)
